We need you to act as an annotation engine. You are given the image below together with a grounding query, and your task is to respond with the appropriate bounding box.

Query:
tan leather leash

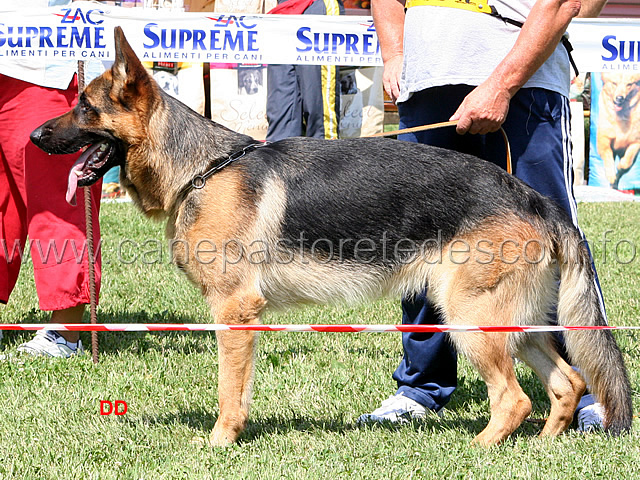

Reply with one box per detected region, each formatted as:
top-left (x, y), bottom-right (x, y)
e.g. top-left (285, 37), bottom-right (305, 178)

top-left (367, 120), bottom-right (513, 176)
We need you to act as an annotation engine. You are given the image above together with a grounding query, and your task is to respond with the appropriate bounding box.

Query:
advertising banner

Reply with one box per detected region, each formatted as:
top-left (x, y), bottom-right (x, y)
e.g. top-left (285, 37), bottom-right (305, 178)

top-left (0, 2), bottom-right (381, 67)
top-left (210, 64), bottom-right (269, 139)
top-left (1, 4), bottom-right (637, 73)
top-left (567, 19), bottom-right (640, 75)
top-left (143, 61), bottom-right (205, 114)
top-left (588, 72), bottom-right (640, 192)
top-left (339, 66), bottom-right (384, 138)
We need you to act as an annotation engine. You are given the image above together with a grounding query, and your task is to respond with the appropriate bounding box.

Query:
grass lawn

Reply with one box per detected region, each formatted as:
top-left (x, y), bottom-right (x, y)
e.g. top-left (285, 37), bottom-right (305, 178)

top-left (0, 200), bottom-right (639, 479)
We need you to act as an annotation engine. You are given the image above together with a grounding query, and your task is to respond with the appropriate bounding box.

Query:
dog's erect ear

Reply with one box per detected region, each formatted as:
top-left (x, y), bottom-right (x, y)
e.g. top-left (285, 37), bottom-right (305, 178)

top-left (111, 26), bottom-right (155, 108)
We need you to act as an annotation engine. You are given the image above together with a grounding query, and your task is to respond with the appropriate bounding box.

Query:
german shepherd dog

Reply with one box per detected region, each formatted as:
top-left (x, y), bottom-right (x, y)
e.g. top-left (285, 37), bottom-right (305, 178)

top-left (31, 28), bottom-right (632, 447)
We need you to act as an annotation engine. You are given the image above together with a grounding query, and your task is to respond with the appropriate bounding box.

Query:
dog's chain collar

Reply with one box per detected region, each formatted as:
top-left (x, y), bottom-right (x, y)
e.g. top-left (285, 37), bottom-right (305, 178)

top-left (178, 142), bottom-right (269, 199)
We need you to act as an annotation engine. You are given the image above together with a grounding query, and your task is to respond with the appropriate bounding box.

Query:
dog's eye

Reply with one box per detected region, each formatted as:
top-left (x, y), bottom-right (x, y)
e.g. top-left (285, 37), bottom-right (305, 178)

top-left (77, 93), bottom-right (97, 116)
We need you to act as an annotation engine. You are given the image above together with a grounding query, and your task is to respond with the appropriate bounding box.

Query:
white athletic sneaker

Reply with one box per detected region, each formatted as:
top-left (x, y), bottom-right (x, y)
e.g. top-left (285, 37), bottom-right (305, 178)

top-left (357, 393), bottom-right (431, 424)
top-left (17, 330), bottom-right (84, 358)
top-left (577, 403), bottom-right (605, 432)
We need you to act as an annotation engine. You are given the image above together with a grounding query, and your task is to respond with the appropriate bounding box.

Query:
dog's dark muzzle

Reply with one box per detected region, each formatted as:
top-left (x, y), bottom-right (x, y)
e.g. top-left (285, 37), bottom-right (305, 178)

top-left (30, 120), bottom-right (92, 155)
top-left (30, 117), bottom-right (125, 205)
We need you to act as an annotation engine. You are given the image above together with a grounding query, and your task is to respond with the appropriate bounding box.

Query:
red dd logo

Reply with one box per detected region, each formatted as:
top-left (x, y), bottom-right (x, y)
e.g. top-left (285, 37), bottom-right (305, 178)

top-left (100, 400), bottom-right (128, 415)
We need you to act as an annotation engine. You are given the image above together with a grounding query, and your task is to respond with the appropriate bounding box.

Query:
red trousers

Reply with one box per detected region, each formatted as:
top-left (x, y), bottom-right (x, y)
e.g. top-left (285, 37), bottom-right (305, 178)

top-left (0, 74), bottom-right (102, 310)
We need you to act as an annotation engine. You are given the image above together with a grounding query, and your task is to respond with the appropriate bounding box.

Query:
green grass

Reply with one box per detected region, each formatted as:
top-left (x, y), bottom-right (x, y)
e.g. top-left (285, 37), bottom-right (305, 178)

top-left (1, 201), bottom-right (639, 479)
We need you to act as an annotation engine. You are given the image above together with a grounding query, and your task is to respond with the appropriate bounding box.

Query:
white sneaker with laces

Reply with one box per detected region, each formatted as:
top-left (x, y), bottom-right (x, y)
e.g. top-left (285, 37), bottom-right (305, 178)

top-left (577, 403), bottom-right (605, 432)
top-left (357, 393), bottom-right (431, 424)
top-left (17, 330), bottom-right (84, 358)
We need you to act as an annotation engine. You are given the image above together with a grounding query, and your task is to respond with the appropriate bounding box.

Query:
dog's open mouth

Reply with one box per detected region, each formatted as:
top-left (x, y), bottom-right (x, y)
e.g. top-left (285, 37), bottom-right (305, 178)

top-left (613, 98), bottom-right (629, 112)
top-left (67, 141), bottom-right (121, 205)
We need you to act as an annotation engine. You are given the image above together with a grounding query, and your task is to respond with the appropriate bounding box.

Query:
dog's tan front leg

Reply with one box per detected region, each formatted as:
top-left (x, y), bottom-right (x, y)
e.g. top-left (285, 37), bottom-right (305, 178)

top-left (209, 292), bottom-right (267, 447)
top-left (618, 143), bottom-right (640, 171)
top-left (597, 133), bottom-right (617, 185)
top-left (603, 154), bottom-right (617, 186)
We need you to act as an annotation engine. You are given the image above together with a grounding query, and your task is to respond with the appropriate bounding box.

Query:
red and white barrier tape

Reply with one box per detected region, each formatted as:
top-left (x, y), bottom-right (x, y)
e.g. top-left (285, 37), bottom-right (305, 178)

top-left (0, 324), bottom-right (638, 333)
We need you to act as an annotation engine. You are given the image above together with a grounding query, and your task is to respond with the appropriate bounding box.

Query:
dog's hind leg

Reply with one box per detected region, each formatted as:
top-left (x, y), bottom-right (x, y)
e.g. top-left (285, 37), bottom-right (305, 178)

top-left (208, 289), bottom-right (267, 447)
top-left (515, 334), bottom-right (586, 437)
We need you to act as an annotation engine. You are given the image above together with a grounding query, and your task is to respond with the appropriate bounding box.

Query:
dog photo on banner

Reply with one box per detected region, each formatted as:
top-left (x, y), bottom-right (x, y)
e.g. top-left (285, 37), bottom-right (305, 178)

top-left (339, 66), bottom-right (384, 138)
top-left (210, 64), bottom-right (270, 140)
top-left (588, 72), bottom-right (640, 194)
top-left (143, 61), bottom-right (206, 115)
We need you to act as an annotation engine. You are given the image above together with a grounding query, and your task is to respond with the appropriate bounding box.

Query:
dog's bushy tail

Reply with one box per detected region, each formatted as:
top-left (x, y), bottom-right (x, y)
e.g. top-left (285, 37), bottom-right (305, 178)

top-left (554, 226), bottom-right (633, 435)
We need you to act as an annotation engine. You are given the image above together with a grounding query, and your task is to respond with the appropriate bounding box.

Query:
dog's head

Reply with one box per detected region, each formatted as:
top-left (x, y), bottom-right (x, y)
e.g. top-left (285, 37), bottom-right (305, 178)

top-left (601, 73), bottom-right (640, 113)
top-left (30, 27), bottom-right (157, 203)
top-left (238, 69), bottom-right (262, 95)
top-left (153, 70), bottom-right (179, 96)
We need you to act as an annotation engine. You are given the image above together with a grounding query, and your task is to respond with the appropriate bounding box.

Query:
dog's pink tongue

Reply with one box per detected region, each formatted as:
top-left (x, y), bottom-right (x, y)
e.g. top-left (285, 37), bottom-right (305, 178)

top-left (66, 144), bottom-right (101, 206)
top-left (66, 159), bottom-right (84, 206)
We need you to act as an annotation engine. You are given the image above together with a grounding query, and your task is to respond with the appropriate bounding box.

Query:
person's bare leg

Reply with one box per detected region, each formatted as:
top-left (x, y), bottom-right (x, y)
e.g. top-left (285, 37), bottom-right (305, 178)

top-left (50, 305), bottom-right (84, 343)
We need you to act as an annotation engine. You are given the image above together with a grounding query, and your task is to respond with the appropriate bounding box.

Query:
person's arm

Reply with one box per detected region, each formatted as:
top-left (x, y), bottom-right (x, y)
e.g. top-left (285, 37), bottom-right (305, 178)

top-left (371, 0), bottom-right (405, 103)
top-left (576, 0), bottom-right (607, 17)
top-left (450, 0), bottom-right (582, 135)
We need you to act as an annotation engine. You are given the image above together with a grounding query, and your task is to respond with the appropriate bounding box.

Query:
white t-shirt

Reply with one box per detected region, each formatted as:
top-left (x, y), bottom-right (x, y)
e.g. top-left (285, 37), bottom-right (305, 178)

top-left (399, 1), bottom-right (571, 103)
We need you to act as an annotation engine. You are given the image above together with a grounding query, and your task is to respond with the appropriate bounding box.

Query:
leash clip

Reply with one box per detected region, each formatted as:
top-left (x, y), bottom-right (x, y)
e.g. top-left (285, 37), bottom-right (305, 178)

top-left (192, 175), bottom-right (206, 189)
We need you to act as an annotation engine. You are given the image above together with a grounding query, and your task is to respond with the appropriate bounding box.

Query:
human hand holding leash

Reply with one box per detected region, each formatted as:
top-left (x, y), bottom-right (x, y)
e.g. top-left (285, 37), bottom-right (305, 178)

top-left (449, 0), bottom-right (582, 136)
top-left (449, 78), bottom-right (512, 135)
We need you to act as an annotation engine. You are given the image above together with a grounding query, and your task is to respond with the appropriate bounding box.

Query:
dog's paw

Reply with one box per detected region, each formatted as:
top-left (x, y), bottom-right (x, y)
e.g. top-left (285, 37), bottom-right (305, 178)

top-left (208, 428), bottom-right (236, 448)
top-left (618, 158), bottom-right (635, 171)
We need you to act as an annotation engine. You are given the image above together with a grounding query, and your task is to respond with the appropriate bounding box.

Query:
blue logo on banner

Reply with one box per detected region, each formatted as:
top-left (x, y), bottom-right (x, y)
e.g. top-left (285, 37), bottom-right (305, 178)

top-left (143, 18), bottom-right (258, 52)
top-left (60, 8), bottom-right (104, 25)
top-left (209, 15), bottom-right (258, 30)
top-left (601, 35), bottom-right (639, 63)
top-left (0, 7), bottom-right (106, 53)
top-left (296, 27), bottom-right (378, 56)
